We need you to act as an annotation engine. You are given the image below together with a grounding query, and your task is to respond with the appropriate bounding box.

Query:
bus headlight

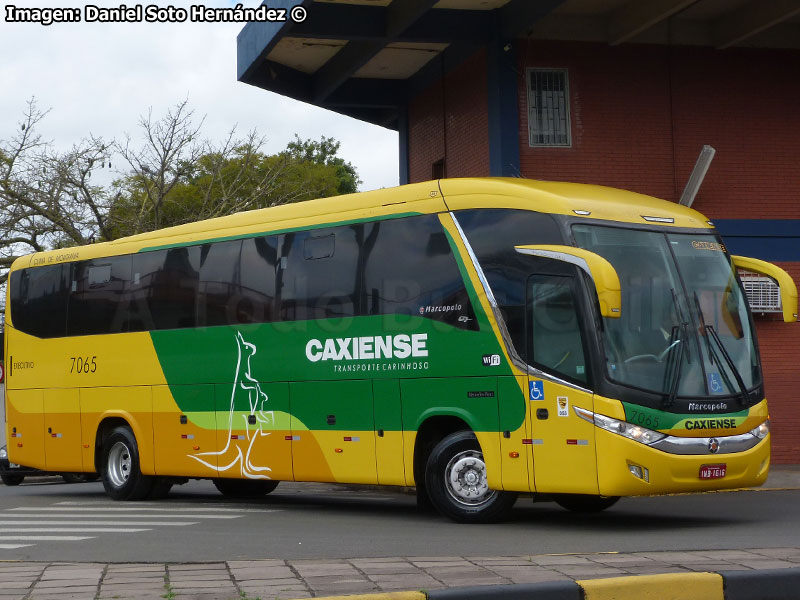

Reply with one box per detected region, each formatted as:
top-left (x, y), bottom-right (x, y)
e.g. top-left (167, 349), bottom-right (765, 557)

top-left (749, 419), bottom-right (769, 440)
top-left (574, 407), bottom-right (666, 445)
top-left (0, 447), bottom-right (7, 460)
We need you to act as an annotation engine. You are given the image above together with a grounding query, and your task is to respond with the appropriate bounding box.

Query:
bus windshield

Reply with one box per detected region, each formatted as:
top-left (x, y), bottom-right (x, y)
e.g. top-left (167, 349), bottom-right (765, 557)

top-left (573, 225), bottom-right (760, 399)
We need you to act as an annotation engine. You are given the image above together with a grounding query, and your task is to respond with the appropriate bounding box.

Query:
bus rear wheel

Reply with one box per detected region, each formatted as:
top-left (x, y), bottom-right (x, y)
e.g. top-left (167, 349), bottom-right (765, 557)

top-left (213, 478), bottom-right (279, 498)
top-left (554, 494), bottom-right (620, 513)
top-left (424, 431), bottom-right (516, 523)
top-left (101, 426), bottom-right (153, 500)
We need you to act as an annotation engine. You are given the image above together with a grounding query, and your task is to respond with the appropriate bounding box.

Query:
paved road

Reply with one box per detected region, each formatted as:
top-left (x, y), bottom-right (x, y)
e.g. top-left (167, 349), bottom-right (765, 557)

top-left (1, 472), bottom-right (799, 563)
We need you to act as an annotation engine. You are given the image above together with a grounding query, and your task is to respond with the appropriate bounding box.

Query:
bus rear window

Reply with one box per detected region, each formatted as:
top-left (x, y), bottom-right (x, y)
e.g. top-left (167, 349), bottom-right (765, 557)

top-left (9, 264), bottom-right (69, 338)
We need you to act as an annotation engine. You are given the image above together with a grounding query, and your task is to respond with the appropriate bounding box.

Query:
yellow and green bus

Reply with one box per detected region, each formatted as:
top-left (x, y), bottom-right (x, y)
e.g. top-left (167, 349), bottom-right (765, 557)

top-left (3, 178), bottom-right (797, 522)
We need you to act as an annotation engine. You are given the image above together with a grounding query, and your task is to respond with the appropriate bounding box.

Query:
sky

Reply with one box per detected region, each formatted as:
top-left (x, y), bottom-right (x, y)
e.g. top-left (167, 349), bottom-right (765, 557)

top-left (0, 0), bottom-right (400, 192)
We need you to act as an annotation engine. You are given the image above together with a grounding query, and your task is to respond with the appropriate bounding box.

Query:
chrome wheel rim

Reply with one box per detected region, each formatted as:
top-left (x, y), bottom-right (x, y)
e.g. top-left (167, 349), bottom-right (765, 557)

top-left (444, 450), bottom-right (495, 507)
top-left (107, 441), bottom-right (132, 488)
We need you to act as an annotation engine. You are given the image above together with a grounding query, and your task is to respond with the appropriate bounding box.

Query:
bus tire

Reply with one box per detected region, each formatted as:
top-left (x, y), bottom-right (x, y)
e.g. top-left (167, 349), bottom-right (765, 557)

top-left (424, 431), bottom-right (517, 523)
top-left (212, 478), bottom-right (279, 498)
top-left (1, 474), bottom-right (24, 486)
top-left (101, 426), bottom-right (153, 501)
top-left (554, 494), bottom-right (620, 513)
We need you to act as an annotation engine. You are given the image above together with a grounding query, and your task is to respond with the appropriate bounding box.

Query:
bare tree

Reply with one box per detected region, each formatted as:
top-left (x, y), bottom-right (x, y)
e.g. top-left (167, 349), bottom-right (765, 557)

top-left (109, 104), bottom-right (317, 237)
top-left (114, 99), bottom-right (205, 232)
top-left (1, 98), bottom-right (361, 289)
top-left (0, 99), bottom-right (112, 286)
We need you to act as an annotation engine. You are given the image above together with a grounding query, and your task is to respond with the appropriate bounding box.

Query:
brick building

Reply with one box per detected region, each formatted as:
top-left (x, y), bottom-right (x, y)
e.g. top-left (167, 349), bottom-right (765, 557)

top-left (238, 0), bottom-right (799, 462)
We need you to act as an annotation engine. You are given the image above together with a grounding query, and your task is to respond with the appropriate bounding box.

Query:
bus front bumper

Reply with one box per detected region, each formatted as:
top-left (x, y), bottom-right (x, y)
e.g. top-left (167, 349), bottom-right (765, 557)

top-left (595, 429), bottom-right (770, 497)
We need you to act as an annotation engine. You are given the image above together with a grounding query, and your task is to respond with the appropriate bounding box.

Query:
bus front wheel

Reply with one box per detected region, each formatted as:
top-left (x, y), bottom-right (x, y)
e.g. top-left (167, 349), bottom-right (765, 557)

top-left (101, 426), bottom-right (153, 501)
top-left (424, 431), bottom-right (516, 523)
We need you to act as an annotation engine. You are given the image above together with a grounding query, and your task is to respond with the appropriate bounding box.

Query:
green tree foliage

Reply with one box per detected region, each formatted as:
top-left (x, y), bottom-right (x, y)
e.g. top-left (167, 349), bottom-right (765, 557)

top-left (282, 135), bottom-right (360, 195)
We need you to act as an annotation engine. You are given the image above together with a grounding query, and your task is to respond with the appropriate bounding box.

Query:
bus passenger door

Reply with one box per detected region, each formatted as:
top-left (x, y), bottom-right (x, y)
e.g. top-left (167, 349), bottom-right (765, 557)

top-left (526, 273), bottom-right (598, 495)
top-left (44, 389), bottom-right (83, 472)
top-left (290, 380), bottom-right (377, 484)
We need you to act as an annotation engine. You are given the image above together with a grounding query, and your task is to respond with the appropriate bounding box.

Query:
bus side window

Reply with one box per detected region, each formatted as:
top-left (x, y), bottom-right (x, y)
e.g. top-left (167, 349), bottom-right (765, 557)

top-left (9, 264), bottom-right (70, 338)
top-left (239, 236), bottom-right (279, 324)
top-left (131, 247), bottom-right (201, 331)
top-left (198, 239), bottom-right (242, 327)
top-left (68, 256), bottom-right (132, 336)
top-left (527, 274), bottom-right (588, 384)
top-left (362, 215), bottom-right (477, 330)
top-left (278, 226), bottom-right (361, 321)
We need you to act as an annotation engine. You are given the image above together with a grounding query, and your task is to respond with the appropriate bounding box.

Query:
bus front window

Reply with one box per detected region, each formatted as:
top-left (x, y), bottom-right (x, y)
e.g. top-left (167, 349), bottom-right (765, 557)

top-left (572, 225), bottom-right (760, 400)
top-left (668, 233), bottom-right (760, 397)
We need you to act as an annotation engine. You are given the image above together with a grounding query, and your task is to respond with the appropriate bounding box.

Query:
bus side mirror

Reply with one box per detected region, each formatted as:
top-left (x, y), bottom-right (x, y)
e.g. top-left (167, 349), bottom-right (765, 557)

top-left (732, 255), bottom-right (798, 323)
top-left (515, 244), bottom-right (622, 319)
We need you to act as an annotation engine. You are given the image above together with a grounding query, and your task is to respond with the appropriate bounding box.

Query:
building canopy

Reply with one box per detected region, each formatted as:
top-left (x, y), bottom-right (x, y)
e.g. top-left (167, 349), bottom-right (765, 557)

top-left (238, 0), bottom-right (800, 130)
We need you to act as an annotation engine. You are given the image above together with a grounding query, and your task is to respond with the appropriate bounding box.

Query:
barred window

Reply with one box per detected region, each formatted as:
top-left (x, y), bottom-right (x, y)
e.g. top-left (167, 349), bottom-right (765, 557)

top-left (527, 68), bottom-right (571, 147)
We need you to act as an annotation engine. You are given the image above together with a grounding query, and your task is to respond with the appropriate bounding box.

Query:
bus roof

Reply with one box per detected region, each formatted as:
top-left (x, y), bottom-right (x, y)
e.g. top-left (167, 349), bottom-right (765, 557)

top-left (12, 177), bottom-right (714, 270)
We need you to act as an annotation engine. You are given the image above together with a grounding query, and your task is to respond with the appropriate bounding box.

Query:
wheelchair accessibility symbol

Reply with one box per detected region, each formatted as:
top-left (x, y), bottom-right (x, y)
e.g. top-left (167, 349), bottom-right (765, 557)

top-left (529, 380), bottom-right (544, 401)
top-left (708, 372), bottom-right (724, 395)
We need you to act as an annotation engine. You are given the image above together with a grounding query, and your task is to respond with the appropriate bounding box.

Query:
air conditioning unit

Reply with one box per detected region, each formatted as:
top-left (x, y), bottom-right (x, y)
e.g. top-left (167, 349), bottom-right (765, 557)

top-left (738, 271), bottom-right (782, 313)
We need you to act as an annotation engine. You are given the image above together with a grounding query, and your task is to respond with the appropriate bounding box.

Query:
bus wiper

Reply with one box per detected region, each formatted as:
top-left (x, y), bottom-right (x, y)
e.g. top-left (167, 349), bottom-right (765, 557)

top-left (705, 324), bottom-right (750, 407)
top-left (693, 292), bottom-right (749, 406)
top-left (664, 322), bottom-right (688, 409)
top-left (663, 289), bottom-right (690, 409)
top-left (661, 325), bottom-right (679, 393)
top-left (693, 292), bottom-right (714, 365)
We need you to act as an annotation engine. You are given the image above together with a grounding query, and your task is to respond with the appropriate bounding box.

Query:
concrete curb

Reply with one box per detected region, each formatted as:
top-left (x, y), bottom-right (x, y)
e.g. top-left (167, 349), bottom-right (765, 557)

top-left (309, 568), bottom-right (800, 600)
top-left (578, 572), bottom-right (722, 599)
top-left (721, 568), bottom-right (800, 600)
top-left (426, 581), bottom-right (581, 600)
top-left (312, 594), bottom-right (426, 600)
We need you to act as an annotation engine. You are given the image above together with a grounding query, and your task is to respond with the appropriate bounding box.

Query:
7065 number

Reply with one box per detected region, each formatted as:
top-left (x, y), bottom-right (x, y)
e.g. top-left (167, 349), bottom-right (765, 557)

top-left (628, 409), bottom-right (659, 429)
top-left (70, 356), bottom-right (97, 374)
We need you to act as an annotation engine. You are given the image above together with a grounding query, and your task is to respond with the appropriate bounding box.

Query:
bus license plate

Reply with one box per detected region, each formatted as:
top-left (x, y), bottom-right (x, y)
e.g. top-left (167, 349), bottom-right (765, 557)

top-left (699, 464), bottom-right (726, 479)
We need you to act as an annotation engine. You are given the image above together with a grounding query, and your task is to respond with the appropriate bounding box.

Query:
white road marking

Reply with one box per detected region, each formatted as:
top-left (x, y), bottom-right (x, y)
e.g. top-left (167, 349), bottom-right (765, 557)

top-left (4, 512), bottom-right (244, 519)
top-left (45, 504), bottom-right (271, 512)
top-left (0, 520), bottom-right (198, 526)
top-left (0, 536), bottom-right (95, 541)
top-left (0, 501), bottom-right (268, 552)
top-left (9, 506), bottom-right (269, 513)
top-left (0, 528), bottom-right (150, 533)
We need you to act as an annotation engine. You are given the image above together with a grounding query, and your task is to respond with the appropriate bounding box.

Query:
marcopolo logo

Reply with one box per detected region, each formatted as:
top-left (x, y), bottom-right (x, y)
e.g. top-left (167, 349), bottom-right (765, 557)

top-left (306, 334), bottom-right (428, 362)
top-left (419, 304), bottom-right (462, 315)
